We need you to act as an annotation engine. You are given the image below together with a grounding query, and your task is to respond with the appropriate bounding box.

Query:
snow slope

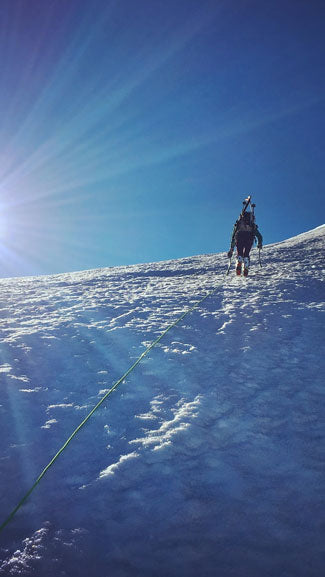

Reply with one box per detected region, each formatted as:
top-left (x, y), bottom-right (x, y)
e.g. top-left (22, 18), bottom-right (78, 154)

top-left (0, 226), bottom-right (324, 577)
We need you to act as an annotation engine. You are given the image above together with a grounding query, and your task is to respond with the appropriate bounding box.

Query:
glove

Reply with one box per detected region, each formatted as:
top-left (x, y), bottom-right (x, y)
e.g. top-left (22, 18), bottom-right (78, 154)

top-left (227, 250), bottom-right (233, 258)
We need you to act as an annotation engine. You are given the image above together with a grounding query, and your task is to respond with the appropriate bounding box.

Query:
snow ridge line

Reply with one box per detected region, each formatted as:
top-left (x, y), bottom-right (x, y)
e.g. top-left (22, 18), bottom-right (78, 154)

top-left (0, 269), bottom-right (229, 534)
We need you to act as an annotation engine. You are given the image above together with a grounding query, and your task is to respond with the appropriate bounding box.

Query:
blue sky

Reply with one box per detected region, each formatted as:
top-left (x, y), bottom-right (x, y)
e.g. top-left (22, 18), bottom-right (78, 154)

top-left (0, 0), bottom-right (324, 277)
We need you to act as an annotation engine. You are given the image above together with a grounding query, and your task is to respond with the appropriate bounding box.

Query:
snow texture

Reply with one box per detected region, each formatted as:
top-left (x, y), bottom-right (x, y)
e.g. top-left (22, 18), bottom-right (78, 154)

top-left (0, 226), bottom-right (324, 576)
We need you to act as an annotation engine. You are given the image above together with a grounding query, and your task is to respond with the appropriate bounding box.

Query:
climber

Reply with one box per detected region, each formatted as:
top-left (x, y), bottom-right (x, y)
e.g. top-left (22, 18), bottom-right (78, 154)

top-left (227, 209), bottom-right (263, 276)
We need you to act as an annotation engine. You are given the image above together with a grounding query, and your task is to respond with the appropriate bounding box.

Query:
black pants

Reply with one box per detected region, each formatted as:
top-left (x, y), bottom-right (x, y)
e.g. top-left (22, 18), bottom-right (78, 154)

top-left (236, 232), bottom-right (254, 258)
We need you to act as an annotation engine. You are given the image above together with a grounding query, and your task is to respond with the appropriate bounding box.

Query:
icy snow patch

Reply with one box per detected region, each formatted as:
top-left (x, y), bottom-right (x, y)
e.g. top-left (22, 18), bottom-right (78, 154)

top-left (98, 452), bottom-right (140, 479)
top-left (131, 396), bottom-right (202, 451)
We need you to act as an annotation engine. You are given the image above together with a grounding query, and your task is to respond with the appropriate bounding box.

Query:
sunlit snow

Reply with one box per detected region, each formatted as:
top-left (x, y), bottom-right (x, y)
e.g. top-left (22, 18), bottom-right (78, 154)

top-left (0, 226), bottom-right (324, 577)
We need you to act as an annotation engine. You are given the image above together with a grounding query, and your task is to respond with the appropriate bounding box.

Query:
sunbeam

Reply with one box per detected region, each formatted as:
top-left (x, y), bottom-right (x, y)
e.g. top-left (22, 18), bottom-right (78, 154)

top-left (0, 0), bottom-right (324, 277)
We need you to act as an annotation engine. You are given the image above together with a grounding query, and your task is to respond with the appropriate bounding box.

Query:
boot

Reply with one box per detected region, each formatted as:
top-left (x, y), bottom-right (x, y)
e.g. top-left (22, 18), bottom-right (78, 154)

top-left (236, 256), bottom-right (243, 275)
top-left (243, 256), bottom-right (250, 277)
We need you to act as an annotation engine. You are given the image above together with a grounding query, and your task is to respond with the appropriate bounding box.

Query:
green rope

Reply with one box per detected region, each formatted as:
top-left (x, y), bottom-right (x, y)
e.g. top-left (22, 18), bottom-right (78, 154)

top-left (0, 274), bottom-right (226, 534)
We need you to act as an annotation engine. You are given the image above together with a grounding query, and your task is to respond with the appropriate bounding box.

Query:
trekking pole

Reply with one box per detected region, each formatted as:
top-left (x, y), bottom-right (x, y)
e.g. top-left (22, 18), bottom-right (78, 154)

top-left (226, 253), bottom-right (233, 276)
top-left (258, 248), bottom-right (262, 268)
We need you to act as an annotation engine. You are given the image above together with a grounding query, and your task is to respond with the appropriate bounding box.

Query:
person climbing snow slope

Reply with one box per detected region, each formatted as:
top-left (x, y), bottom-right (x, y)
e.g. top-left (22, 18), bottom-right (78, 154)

top-left (227, 207), bottom-right (263, 276)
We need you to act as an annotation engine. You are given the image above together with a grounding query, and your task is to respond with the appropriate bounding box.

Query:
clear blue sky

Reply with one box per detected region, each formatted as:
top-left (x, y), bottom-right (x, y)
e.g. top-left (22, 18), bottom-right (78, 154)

top-left (0, 0), bottom-right (324, 277)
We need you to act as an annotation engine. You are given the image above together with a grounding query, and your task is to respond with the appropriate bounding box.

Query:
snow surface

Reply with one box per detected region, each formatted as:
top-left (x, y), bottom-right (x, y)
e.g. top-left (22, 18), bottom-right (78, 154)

top-left (0, 226), bottom-right (324, 577)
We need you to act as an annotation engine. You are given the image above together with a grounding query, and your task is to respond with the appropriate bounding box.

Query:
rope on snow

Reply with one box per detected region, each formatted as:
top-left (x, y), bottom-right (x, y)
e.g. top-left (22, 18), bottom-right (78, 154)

top-left (0, 264), bottom-right (232, 534)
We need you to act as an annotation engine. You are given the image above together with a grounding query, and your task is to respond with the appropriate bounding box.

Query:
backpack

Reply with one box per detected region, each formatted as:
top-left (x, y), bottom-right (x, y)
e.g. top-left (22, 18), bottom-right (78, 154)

top-left (236, 211), bottom-right (255, 233)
